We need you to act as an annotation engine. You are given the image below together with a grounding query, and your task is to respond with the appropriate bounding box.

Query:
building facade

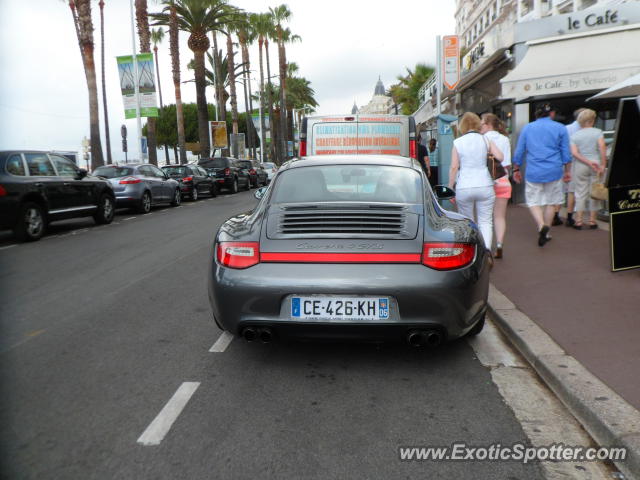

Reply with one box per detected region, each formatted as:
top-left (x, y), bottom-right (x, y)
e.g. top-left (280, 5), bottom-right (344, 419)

top-left (356, 77), bottom-right (395, 115)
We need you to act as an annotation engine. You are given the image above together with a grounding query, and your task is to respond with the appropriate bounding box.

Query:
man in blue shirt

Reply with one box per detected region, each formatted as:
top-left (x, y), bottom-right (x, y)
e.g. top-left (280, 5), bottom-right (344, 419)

top-left (513, 104), bottom-right (572, 246)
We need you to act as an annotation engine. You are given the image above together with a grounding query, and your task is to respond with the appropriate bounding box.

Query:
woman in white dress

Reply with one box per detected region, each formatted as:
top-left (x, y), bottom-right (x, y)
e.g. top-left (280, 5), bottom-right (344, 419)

top-left (448, 112), bottom-right (504, 251)
top-left (481, 113), bottom-right (512, 259)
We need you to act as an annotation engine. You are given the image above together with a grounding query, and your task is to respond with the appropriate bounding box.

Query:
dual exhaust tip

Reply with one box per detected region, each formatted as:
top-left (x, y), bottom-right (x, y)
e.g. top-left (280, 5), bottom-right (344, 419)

top-left (241, 326), bottom-right (273, 343)
top-left (407, 329), bottom-right (443, 348)
top-left (242, 326), bottom-right (442, 347)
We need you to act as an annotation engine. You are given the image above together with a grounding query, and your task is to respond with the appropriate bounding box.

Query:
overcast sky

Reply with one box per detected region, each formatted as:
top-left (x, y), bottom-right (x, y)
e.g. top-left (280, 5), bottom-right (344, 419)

top-left (0, 0), bottom-right (455, 162)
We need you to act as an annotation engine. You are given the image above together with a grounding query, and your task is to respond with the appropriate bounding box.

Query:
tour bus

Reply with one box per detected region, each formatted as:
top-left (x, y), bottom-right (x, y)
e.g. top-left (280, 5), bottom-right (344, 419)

top-left (299, 114), bottom-right (418, 159)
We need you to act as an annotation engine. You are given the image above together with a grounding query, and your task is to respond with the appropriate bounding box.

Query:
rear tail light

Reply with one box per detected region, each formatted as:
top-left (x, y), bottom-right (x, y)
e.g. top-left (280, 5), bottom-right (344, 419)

top-left (217, 242), bottom-right (260, 269)
top-left (299, 140), bottom-right (307, 157)
top-left (119, 177), bottom-right (141, 184)
top-left (0, 184), bottom-right (6, 196)
top-left (410, 139), bottom-right (417, 159)
top-left (422, 243), bottom-right (475, 270)
top-left (249, 169), bottom-right (256, 175)
top-left (224, 168), bottom-right (230, 176)
top-left (182, 176), bottom-right (193, 182)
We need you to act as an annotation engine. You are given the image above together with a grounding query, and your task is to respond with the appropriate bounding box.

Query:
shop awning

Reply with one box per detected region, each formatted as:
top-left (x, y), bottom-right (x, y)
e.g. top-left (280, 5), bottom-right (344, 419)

top-left (501, 26), bottom-right (640, 100)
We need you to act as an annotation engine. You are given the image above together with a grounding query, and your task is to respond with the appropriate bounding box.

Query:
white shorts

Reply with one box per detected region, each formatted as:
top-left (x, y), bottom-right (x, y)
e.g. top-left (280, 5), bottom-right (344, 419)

top-left (526, 179), bottom-right (564, 207)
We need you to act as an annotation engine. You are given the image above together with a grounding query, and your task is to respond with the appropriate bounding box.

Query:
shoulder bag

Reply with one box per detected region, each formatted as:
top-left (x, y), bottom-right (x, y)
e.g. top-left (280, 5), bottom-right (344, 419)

top-left (482, 135), bottom-right (506, 180)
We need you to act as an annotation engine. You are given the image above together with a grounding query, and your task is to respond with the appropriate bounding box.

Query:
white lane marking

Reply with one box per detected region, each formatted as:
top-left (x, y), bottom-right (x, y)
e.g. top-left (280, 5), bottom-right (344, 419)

top-left (124, 216), bottom-right (136, 221)
top-left (137, 382), bottom-right (200, 446)
top-left (0, 244), bottom-right (17, 250)
top-left (209, 331), bottom-right (234, 353)
top-left (71, 228), bottom-right (89, 235)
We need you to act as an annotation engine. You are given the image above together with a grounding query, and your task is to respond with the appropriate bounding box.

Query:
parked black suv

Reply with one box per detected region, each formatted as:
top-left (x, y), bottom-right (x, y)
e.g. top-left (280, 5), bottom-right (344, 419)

top-left (0, 151), bottom-right (116, 241)
top-left (161, 164), bottom-right (216, 201)
top-left (236, 159), bottom-right (268, 188)
top-left (198, 157), bottom-right (250, 194)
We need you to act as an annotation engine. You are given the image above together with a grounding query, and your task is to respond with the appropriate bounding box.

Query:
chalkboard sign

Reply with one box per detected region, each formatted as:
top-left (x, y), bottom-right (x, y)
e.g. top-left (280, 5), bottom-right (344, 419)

top-left (607, 97), bottom-right (640, 272)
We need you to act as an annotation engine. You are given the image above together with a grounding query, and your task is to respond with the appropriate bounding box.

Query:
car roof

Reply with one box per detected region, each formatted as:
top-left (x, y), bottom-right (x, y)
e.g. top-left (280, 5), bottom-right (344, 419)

top-left (281, 155), bottom-right (423, 172)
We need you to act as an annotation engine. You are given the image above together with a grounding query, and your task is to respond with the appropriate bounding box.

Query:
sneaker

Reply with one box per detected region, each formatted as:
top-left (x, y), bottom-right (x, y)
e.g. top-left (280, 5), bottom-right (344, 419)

top-left (552, 214), bottom-right (563, 226)
top-left (538, 225), bottom-right (550, 247)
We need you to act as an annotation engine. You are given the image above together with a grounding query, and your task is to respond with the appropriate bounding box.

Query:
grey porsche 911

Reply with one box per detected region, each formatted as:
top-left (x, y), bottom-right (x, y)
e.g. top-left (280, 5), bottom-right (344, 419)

top-left (208, 155), bottom-right (491, 346)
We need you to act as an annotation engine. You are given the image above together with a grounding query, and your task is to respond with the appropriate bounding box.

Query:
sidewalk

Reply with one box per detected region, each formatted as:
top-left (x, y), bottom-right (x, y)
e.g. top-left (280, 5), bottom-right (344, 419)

top-left (490, 205), bottom-right (640, 410)
top-left (486, 205), bottom-right (640, 479)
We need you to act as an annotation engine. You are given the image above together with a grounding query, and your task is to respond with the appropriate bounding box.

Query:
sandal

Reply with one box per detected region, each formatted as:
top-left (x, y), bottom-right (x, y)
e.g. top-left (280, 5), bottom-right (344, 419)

top-left (573, 222), bottom-right (584, 230)
top-left (588, 222), bottom-right (598, 230)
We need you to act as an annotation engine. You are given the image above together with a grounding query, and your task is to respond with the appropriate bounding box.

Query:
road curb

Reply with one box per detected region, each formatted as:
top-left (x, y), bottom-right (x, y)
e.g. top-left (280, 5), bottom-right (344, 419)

top-left (488, 284), bottom-right (640, 480)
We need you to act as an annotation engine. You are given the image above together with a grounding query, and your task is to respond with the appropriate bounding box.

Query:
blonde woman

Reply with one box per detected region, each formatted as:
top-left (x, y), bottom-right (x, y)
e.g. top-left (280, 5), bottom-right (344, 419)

top-left (481, 113), bottom-right (511, 259)
top-left (449, 112), bottom-right (504, 251)
top-left (570, 109), bottom-right (607, 229)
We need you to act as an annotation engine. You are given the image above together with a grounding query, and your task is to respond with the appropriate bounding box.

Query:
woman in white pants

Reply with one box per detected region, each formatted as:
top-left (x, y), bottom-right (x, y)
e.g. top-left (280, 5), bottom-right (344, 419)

top-left (448, 112), bottom-right (504, 251)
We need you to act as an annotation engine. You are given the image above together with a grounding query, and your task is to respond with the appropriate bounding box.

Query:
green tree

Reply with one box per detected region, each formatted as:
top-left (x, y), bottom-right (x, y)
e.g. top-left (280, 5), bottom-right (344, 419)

top-left (269, 4), bottom-right (291, 161)
top-left (68, 0), bottom-right (104, 169)
top-left (152, 0), bottom-right (239, 158)
top-left (151, 27), bottom-right (170, 164)
top-left (249, 12), bottom-right (272, 162)
top-left (388, 63), bottom-right (435, 115)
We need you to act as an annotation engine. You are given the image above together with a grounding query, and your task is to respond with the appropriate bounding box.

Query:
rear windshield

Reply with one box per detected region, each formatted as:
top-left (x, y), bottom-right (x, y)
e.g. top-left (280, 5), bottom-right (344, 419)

top-left (271, 165), bottom-right (421, 204)
top-left (311, 122), bottom-right (403, 156)
top-left (200, 158), bottom-right (227, 169)
top-left (237, 160), bottom-right (252, 169)
top-left (163, 166), bottom-right (189, 176)
top-left (263, 162), bottom-right (276, 169)
top-left (93, 166), bottom-right (134, 178)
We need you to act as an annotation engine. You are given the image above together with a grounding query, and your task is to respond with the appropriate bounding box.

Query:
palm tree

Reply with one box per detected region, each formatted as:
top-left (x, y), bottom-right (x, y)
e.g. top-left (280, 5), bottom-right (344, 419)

top-left (151, 27), bottom-right (170, 164)
top-left (236, 14), bottom-right (257, 159)
top-left (135, 0), bottom-right (158, 165)
top-left (68, 0), bottom-right (104, 169)
top-left (153, 0), bottom-right (239, 158)
top-left (279, 26), bottom-right (301, 151)
top-left (211, 32), bottom-right (226, 129)
top-left (250, 12), bottom-right (272, 162)
top-left (388, 63), bottom-right (435, 115)
top-left (98, 0), bottom-right (112, 164)
top-left (224, 22), bottom-right (242, 140)
top-left (269, 4), bottom-right (291, 160)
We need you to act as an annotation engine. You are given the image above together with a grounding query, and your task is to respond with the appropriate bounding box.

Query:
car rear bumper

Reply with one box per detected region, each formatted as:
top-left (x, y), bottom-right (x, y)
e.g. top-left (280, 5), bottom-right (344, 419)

top-left (208, 256), bottom-right (490, 341)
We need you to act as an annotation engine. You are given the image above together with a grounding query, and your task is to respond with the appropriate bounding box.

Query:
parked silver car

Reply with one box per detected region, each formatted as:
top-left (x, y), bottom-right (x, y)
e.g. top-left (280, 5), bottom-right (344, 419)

top-left (262, 161), bottom-right (278, 182)
top-left (92, 164), bottom-right (181, 213)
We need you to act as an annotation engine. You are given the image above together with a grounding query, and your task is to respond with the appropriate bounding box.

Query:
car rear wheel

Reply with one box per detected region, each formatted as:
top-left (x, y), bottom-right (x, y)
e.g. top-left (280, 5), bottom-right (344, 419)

top-left (14, 202), bottom-right (46, 241)
top-left (231, 178), bottom-right (239, 194)
top-left (93, 194), bottom-right (115, 224)
top-left (465, 314), bottom-right (485, 337)
top-left (170, 189), bottom-right (181, 207)
top-left (245, 178), bottom-right (251, 191)
top-left (138, 191), bottom-right (152, 214)
top-left (191, 187), bottom-right (199, 201)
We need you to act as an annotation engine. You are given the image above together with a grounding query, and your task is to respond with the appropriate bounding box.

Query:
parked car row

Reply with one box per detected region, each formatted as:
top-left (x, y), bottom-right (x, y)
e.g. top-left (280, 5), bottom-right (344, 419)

top-left (0, 150), bottom-right (276, 242)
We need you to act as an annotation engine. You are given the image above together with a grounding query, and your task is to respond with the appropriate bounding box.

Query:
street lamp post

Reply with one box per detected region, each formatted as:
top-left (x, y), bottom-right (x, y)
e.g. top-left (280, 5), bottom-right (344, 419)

top-left (129, 0), bottom-right (142, 162)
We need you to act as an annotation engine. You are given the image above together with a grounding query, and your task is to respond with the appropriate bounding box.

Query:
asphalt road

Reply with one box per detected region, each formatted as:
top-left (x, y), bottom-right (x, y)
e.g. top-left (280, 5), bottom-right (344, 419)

top-left (0, 191), bottom-right (545, 479)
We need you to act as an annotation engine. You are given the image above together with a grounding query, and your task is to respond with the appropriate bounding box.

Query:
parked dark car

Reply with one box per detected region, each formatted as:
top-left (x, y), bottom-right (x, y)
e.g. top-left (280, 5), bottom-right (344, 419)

top-left (198, 157), bottom-right (250, 194)
top-left (161, 164), bottom-right (216, 201)
top-left (93, 164), bottom-right (181, 213)
top-left (236, 159), bottom-right (267, 188)
top-left (208, 155), bottom-right (491, 346)
top-left (0, 150), bottom-right (115, 241)
top-left (252, 160), bottom-right (269, 186)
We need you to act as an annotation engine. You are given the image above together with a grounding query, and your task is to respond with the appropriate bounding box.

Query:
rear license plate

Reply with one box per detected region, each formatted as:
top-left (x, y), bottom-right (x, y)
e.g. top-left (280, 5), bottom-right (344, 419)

top-left (291, 297), bottom-right (389, 321)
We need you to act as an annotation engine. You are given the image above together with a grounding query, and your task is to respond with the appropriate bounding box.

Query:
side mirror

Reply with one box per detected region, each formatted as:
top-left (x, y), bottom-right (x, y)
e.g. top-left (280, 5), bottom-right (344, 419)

top-left (76, 168), bottom-right (88, 180)
top-left (433, 185), bottom-right (455, 200)
top-left (254, 186), bottom-right (268, 200)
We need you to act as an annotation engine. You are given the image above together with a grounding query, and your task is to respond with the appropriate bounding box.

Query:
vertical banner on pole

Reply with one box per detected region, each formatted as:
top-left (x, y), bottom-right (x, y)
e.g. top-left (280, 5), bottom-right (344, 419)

top-left (116, 53), bottom-right (159, 118)
top-left (442, 36), bottom-right (460, 91)
top-left (210, 121), bottom-right (229, 149)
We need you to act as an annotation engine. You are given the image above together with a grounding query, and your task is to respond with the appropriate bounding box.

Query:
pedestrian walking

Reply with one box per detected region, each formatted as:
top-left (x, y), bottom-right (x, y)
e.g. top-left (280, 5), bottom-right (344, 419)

top-left (559, 107), bottom-right (586, 227)
top-left (512, 104), bottom-right (572, 247)
top-left (428, 138), bottom-right (439, 187)
top-left (416, 133), bottom-right (431, 178)
top-left (570, 108), bottom-right (607, 229)
top-left (481, 113), bottom-right (511, 259)
top-left (448, 112), bottom-right (504, 251)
